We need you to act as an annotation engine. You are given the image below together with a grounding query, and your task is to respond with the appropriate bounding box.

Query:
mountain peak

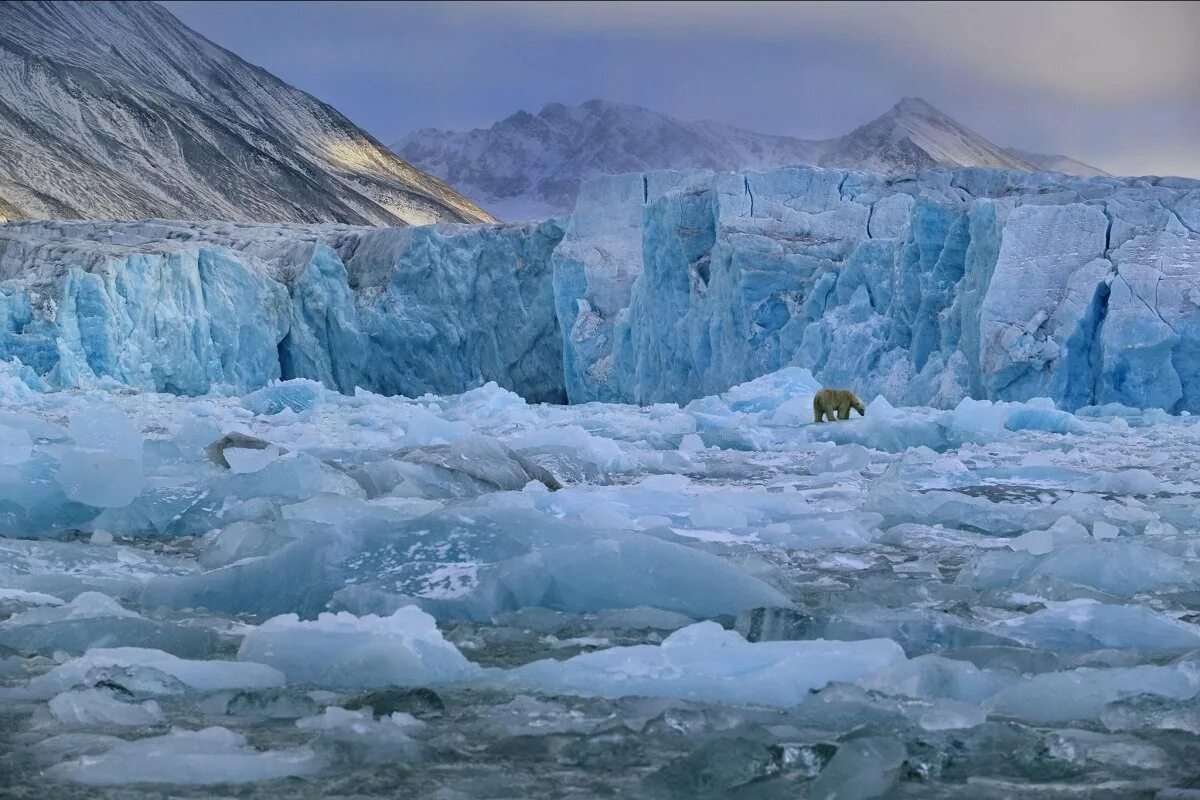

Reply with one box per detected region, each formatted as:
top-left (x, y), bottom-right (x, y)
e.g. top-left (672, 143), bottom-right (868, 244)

top-left (891, 96), bottom-right (941, 115)
top-left (823, 97), bottom-right (1034, 173)
top-left (0, 0), bottom-right (493, 225)
top-left (396, 96), bottom-right (1105, 221)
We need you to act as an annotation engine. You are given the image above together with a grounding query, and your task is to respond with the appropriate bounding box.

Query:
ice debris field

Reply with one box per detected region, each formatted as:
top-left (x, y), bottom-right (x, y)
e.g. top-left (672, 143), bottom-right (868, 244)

top-left (0, 165), bottom-right (1199, 797)
top-left (0, 366), bottom-right (1199, 798)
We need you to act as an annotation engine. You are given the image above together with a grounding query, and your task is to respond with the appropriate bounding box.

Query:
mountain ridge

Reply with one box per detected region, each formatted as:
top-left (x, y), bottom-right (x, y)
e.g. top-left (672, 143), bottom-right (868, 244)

top-left (395, 97), bottom-right (1108, 220)
top-left (0, 0), bottom-right (494, 225)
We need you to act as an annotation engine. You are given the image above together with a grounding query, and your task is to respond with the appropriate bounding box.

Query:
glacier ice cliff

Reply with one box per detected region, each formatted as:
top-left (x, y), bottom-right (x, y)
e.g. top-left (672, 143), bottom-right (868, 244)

top-left (1, 166), bottom-right (1198, 412)
top-left (0, 219), bottom-right (566, 403)
top-left (555, 168), bottom-right (1200, 412)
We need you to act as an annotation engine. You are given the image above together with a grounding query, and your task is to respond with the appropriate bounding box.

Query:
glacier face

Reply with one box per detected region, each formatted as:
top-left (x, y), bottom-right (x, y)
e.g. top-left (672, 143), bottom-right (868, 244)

top-left (0, 166), bottom-right (1197, 413)
top-left (556, 167), bottom-right (1200, 412)
top-left (0, 219), bottom-right (566, 403)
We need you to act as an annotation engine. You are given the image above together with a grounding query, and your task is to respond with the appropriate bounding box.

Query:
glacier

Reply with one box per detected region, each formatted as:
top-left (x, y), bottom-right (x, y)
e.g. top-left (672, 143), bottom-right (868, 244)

top-left (555, 167), bottom-right (1200, 410)
top-left (0, 219), bottom-right (566, 403)
top-left (2, 166), bottom-right (1200, 797)
top-left (2, 166), bottom-right (1198, 414)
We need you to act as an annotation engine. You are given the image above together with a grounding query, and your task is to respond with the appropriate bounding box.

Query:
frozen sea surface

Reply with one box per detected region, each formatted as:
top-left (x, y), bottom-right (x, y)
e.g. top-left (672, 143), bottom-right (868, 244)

top-left (3, 371), bottom-right (1200, 797)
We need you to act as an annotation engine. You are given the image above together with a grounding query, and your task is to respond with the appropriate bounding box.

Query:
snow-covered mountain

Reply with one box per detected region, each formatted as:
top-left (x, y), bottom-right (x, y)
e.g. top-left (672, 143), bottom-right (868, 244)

top-left (395, 97), bottom-right (1107, 220)
top-left (0, 1), bottom-right (493, 225)
top-left (1003, 147), bottom-right (1111, 178)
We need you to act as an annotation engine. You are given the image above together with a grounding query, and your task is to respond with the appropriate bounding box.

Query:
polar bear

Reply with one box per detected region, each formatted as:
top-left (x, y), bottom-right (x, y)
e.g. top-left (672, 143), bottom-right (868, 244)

top-left (813, 388), bottom-right (866, 423)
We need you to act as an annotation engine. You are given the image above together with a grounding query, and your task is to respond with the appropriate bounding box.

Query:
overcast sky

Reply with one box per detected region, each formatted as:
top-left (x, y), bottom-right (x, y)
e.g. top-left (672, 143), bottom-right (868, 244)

top-left (163, 0), bottom-right (1200, 177)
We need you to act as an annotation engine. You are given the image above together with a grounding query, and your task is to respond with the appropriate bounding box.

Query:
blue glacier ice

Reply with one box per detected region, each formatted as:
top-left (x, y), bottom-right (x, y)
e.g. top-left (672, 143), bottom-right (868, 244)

top-left (2, 167), bottom-right (1198, 412)
top-left (554, 168), bottom-right (1200, 410)
top-left (0, 220), bottom-right (566, 402)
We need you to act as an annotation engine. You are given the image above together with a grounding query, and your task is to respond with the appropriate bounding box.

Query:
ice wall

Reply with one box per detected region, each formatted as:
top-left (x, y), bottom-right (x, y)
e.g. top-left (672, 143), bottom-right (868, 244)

top-left (0, 219), bottom-right (566, 402)
top-left (557, 168), bottom-right (1200, 411)
top-left (2, 166), bottom-right (1198, 412)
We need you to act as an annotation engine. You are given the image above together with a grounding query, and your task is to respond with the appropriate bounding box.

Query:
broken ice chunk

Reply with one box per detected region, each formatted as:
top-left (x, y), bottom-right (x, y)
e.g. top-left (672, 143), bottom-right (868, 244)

top-left (0, 592), bottom-right (216, 658)
top-left (1092, 469), bottom-right (1163, 495)
top-left (44, 726), bottom-right (321, 785)
top-left (23, 647), bottom-right (284, 699)
top-left (998, 600), bottom-right (1200, 652)
top-left (237, 607), bottom-right (478, 689)
top-left (296, 706), bottom-right (423, 764)
top-left (1007, 515), bottom-right (1090, 555)
top-left (225, 444), bottom-right (282, 473)
top-left (47, 688), bottom-right (164, 728)
top-left (67, 404), bottom-right (142, 458)
top-left (51, 404), bottom-right (144, 508)
top-left (204, 431), bottom-right (288, 470)
top-left (986, 663), bottom-right (1200, 723)
top-left (55, 452), bottom-right (143, 508)
top-left (809, 443), bottom-right (872, 474)
top-left (962, 542), bottom-right (1200, 597)
top-left (240, 378), bottom-right (325, 416)
top-left (1007, 529), bottom-right (1054, 556)
top-left (504, 622), bottom-right (905, 707)
top-left (0, 423), bottom-right (32, 465)
top-left (806, 735), bottom-right (906, 800)
top-left (861, 654), bottom-right (1013, 704)
top-left (399, 435), bottom-right (562, 492)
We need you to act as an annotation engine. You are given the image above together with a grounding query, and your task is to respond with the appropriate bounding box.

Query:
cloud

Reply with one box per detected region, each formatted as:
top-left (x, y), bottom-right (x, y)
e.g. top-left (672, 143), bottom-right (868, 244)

top-left (463, 1), bottom-right (1200, 104)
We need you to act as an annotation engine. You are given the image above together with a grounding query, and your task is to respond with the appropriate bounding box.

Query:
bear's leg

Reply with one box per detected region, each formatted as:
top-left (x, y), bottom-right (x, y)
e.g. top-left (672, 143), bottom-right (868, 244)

top-left (826, 409), bottom-right (837, 422)
top-left (838, 400), bottom-right (851, 420)
top-left (814, 398), bottom-right (824, 424)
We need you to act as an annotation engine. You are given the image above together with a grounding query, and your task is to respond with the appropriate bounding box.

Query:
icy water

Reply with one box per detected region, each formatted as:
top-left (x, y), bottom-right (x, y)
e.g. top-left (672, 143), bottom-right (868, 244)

top-left (3, 370), bottom-right (1200, 798)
